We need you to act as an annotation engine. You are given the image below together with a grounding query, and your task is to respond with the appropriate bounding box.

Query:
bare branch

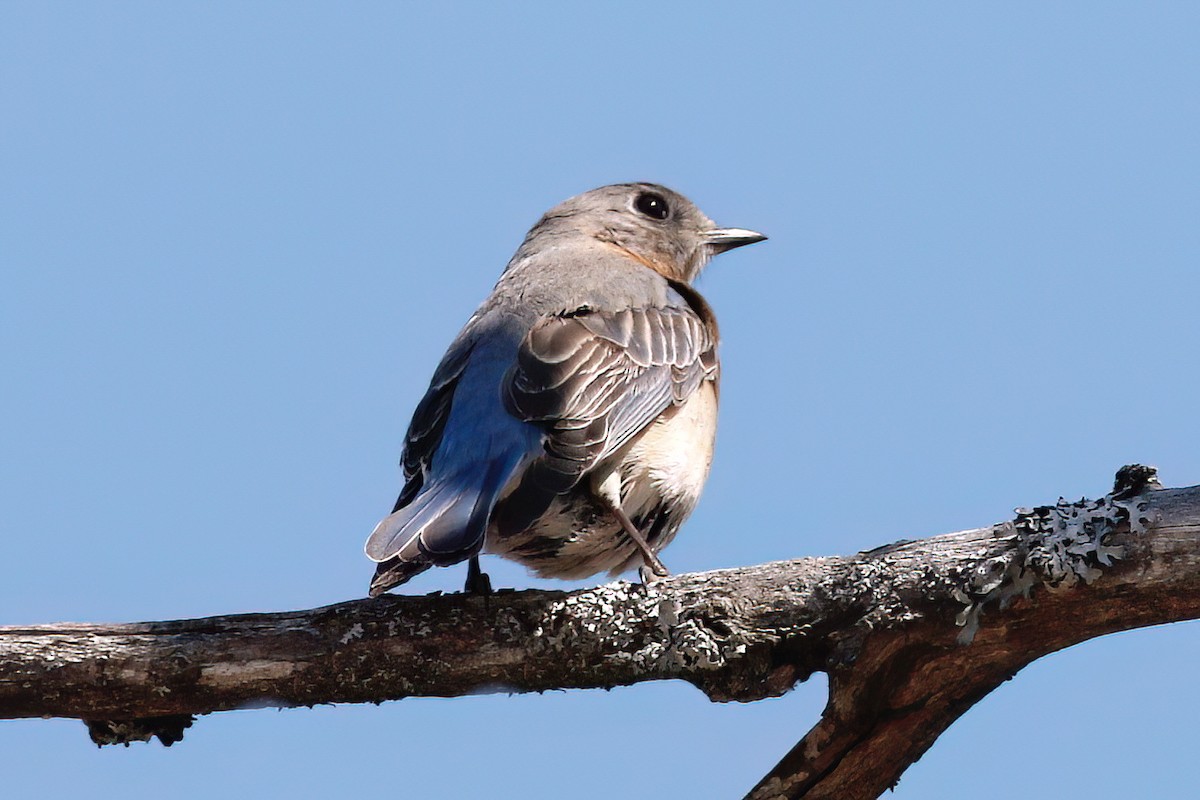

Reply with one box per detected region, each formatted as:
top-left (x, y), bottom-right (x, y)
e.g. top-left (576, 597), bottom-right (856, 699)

top-left (1, 467), bottom-right (1196, 799)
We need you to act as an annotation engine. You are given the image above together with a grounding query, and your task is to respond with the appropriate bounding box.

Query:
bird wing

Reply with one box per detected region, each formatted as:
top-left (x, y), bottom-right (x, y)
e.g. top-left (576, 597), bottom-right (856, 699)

top-left (497, 302), bottom-right (717, 531)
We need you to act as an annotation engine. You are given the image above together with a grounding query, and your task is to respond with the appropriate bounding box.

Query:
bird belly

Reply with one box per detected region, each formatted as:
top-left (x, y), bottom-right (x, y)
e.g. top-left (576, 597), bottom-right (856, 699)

top-left (487, 381), bottom-right (718, 579)
top-left (622, 379), bottom-right (718, 515)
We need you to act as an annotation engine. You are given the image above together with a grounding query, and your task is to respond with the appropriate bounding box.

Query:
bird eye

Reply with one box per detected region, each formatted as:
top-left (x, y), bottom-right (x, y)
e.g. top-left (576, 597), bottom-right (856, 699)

top-left (633, 192), bottom-right (670, 220)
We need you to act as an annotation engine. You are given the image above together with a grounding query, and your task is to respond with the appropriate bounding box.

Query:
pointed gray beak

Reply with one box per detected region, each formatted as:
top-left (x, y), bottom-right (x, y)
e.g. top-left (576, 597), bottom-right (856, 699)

top-left (704, 227), bottom-right (767, 254)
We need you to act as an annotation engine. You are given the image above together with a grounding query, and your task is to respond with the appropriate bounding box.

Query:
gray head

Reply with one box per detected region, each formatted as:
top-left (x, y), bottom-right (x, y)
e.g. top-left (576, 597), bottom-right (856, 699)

top-left (515, 183), bottom-right (765, 283)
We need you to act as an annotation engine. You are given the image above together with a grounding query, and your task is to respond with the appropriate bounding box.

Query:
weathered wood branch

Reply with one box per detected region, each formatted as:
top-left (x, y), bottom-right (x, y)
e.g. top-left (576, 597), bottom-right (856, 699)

top-left (1, 466), bottom-right (1196, 800)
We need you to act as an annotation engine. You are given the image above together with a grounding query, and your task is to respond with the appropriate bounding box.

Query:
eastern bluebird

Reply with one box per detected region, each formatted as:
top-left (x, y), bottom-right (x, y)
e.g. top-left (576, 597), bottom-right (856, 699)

top-left (365, 183), bottom-right (764, 595)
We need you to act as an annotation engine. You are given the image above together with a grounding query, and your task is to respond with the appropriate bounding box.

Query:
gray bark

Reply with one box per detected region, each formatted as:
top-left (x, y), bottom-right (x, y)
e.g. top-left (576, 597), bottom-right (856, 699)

top-left (0, 466), bottom-right (1195, 799)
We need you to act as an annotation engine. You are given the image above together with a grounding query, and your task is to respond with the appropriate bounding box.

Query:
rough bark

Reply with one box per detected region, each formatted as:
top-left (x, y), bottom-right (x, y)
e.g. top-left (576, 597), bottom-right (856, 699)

top-left (0, 466), bottom-right (1195, 799)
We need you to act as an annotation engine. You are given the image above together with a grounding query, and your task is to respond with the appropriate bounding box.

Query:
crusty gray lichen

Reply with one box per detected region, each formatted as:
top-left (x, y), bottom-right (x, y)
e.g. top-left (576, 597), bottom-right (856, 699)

top-left (531, 580), bottom-right (747, 676)
top-left (532, 582), bottom-right (654, 665)
top-left (839, 556), bottom-right (925, 630)
top-left (1018, 494), bottom-right (1136, 588)
top-left (953, 466), bottom-right (1159, 644)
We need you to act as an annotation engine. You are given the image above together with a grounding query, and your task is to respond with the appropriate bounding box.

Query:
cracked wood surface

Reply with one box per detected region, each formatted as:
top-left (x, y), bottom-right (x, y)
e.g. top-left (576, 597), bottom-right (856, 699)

top-left (1, 468), bottom-right (1196, 799)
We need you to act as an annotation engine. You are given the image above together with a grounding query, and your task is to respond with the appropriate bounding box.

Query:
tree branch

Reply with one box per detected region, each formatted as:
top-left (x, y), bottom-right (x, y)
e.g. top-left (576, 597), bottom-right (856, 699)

top-left (1, 466), bottom-right (1195, 799)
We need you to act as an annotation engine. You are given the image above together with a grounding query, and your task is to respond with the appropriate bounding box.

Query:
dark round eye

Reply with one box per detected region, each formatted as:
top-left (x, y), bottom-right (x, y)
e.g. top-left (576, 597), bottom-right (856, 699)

top-left (634, 192), bottom-right (670, 220)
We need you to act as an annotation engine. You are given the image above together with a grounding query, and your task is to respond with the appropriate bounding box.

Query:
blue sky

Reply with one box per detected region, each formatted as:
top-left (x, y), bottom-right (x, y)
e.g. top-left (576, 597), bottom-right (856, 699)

top-left (2, 3), bottom-right (1198, 797)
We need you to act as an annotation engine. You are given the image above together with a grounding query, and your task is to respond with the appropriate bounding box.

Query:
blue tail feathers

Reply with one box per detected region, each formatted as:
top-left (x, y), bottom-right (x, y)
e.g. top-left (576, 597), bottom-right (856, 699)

top-left (364, 452), bottom-right (522, 571)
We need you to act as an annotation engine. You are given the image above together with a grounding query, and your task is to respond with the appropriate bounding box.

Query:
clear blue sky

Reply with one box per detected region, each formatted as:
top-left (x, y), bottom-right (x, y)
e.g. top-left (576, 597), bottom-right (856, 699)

top-left (2, 3), bottom-right (1198, 797)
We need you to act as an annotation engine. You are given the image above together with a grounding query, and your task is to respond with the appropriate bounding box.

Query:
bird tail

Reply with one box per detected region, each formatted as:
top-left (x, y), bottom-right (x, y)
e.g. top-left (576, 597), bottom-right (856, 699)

top-left (363, 454), bottom-right (519, 594)
top-left (368, 557), bottom-right (430, 597)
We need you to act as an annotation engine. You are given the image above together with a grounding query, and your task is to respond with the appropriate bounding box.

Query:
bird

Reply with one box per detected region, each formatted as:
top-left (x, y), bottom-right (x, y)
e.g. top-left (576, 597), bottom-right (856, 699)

top-left (364, 182), bottom-right (765, 596)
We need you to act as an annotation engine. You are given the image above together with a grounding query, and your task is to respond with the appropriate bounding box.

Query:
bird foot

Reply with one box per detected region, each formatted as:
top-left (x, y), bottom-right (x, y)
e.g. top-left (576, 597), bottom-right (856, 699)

top-left (464, 556), bottom-right (493, 596)
top-left (638, 563), bottom-right (669, 586)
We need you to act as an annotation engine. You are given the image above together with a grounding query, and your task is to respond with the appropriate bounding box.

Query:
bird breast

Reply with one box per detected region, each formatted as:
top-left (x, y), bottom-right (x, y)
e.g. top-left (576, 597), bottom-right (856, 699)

top-left (619, 379), bottom-right (718, 515)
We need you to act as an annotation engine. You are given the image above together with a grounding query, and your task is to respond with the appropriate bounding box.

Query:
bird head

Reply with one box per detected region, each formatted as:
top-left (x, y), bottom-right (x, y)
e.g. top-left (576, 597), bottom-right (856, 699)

top-left (521, 183), bottom-right (765, 283)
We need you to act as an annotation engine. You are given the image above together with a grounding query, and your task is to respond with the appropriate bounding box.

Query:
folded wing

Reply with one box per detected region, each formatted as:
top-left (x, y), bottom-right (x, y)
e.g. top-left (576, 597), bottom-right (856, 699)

top-left (496, 303), bottom-right (718, 533)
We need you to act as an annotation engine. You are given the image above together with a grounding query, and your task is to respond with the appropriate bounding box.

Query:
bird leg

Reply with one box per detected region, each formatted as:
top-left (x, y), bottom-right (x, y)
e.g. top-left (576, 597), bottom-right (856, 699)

top-left (463, 555), bottom-right (493, 596)
top-left (609, 504), bottom-right (669, 578)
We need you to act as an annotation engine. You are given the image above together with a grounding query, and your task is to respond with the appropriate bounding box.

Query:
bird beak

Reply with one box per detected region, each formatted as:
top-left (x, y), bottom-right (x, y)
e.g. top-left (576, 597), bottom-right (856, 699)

top-left (704, 227), bottom-right (768, 254)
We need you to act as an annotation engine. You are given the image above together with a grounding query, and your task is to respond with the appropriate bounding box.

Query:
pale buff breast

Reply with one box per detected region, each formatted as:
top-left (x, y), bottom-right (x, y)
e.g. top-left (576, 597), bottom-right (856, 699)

top-left (620, 379), bottom-right (718, 519)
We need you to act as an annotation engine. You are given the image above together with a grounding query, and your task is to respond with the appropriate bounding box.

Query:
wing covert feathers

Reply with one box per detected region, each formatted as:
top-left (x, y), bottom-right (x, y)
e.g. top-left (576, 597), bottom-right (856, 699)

top-left (496, 303), bottom-right (717, 533)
